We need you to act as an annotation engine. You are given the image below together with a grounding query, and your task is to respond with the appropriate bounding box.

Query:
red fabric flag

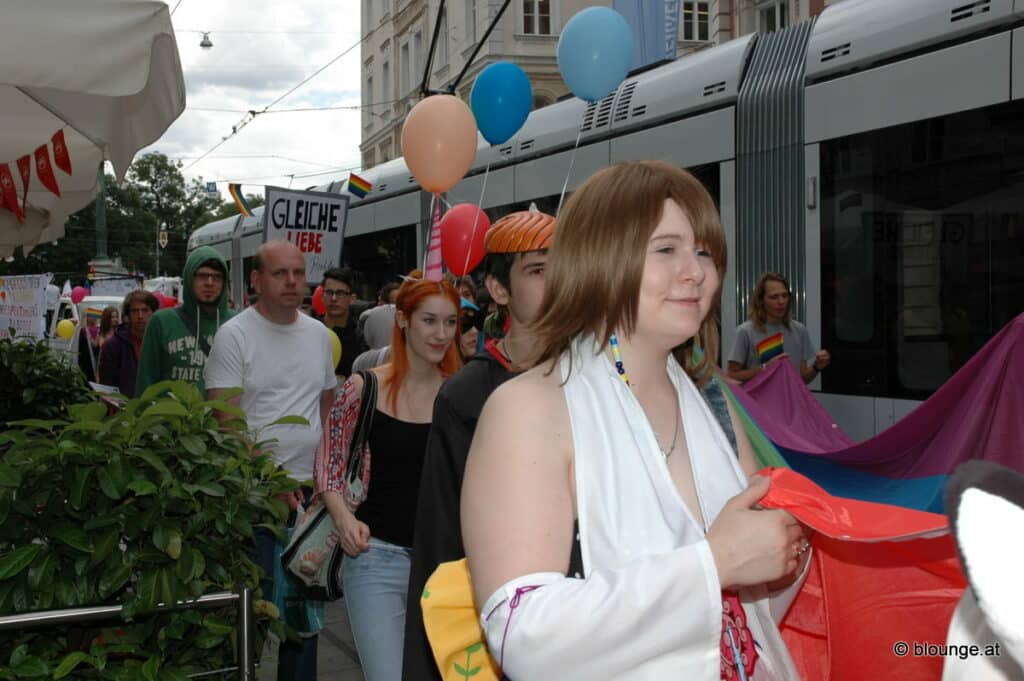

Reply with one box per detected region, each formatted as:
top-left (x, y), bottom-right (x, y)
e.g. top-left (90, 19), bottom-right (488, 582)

top-left (34, 144), bottom-right (61, 197)
top-left (16, 155), bottom-right (31, 215)
top-left (760, 468), bottom-right (965, 681)
top-left (0, 164), bottom-right (25, 222)
top-left (51, 129), bottom-right (72, 175)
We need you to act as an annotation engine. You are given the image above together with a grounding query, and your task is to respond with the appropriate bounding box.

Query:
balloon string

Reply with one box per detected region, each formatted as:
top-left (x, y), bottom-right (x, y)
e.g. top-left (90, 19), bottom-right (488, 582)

top-left (557, 113), bottom-right (585, 216)
top-left (423, 192), bottom-right (437, 273)
top-left (462, 159), bottom-right (491, 278)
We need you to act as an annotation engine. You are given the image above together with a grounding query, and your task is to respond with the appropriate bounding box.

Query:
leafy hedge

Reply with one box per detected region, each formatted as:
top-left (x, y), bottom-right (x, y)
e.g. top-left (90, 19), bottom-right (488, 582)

top-left (0, 378), bottom-right (298, 680)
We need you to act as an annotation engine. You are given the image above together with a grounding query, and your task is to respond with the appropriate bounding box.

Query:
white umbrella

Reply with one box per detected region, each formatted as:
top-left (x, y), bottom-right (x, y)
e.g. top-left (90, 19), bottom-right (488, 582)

top-left (0, 0), bottom-right (186, 257)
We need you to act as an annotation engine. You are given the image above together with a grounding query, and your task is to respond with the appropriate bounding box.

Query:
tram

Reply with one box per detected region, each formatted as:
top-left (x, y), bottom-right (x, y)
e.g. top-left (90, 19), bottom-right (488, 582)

top-left (188, 0), bottom-right (1024, 439)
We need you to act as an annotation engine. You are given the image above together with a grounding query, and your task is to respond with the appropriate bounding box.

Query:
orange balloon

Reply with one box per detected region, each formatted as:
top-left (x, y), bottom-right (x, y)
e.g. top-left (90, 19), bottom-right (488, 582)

top-left (401, 95), bottom-right (479, 194)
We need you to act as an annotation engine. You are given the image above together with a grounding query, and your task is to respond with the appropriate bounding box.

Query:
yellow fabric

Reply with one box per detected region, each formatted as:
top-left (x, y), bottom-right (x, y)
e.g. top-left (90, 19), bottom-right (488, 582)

top-left (421, 559), bottom-right (501, 681)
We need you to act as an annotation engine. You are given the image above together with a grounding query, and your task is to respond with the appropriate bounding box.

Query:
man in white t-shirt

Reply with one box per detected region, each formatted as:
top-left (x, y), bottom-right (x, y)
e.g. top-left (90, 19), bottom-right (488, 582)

top-left (205, 239), bottom-right (336, 681)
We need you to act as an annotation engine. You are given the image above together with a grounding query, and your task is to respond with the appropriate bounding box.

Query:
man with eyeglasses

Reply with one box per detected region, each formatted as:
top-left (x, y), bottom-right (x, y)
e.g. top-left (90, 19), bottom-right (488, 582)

top-left (136, 247), bottom-right (235, 395)
top-left (319, 267), bottom-right (364, 378)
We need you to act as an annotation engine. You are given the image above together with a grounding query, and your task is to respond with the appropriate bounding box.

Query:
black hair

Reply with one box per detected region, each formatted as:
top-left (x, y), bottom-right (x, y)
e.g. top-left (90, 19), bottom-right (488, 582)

top-left (322, 267), bottom-right (355, 290)
top-left (378, 281), bottom-right (400, 303)
top-left (122, 289), bottom-right (159, 317)
top-left (484, 253), bottom-right (517, 291)
top-left (196, 258), bottom-right (226, 276)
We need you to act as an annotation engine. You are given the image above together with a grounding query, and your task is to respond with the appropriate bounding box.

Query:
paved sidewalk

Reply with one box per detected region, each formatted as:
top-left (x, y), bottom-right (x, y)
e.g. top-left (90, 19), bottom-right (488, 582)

top-left (257, 599), bottom-right (365, 681)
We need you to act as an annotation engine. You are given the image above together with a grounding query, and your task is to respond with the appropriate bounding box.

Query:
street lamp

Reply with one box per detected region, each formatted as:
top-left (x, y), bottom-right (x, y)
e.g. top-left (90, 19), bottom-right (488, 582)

top-left (200, 32), bottom-right (213, 49)
top-left (156, 222), bottom-right (167, 278)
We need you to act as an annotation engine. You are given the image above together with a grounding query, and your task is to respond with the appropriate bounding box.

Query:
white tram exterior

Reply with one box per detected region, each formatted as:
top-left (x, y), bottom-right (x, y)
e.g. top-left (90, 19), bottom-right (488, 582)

top-left (188, 0), bottom-right (1024, 440)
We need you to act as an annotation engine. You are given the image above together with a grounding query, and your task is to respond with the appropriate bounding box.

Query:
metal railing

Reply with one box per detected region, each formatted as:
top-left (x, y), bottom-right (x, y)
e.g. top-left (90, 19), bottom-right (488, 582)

top-left (0, 588), bottom-right (255, 680)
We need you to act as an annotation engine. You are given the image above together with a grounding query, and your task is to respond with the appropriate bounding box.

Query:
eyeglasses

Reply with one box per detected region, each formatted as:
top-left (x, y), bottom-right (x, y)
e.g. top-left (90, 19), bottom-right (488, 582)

top-left (195, 272), bottom-right (224, 283)
top-left (323, 289), bottom-right (352, 298)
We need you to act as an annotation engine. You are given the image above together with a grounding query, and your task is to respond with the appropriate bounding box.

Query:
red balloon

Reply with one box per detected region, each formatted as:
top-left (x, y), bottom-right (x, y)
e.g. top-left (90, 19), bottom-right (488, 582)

top-left (440, 204), bottom-right (490, 276)
top-left (312, 285), bottom-right (326, 315)
top-left (70, 286), bottom-right (88, 304)
top-left (160, 295), bottom-right (178, 309)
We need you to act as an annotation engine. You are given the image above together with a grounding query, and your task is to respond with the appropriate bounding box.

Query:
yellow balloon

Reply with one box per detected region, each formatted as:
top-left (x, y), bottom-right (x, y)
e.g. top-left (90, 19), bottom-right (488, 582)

top-left (56, 319), bottom-right (75, 340)
top-left (329, 330), bottom-right (342, 368)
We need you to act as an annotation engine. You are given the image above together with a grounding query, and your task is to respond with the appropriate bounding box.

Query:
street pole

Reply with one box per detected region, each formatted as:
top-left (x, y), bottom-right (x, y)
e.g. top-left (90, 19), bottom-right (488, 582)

top-left (95, 164), bottom-right (107, 259)
top-left (155, 222), bottom-right (163, 278)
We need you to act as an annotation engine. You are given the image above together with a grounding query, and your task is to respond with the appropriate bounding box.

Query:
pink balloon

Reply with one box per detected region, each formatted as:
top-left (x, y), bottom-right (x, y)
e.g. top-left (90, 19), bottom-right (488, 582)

top-left (70, 286), bottom-right (88, 304)
top-left (440, 204), bottom-right (490, 276)
top-left (401, 95), bottom-right (479, 195)
top-left (312, 285), bottom-right (326, 315)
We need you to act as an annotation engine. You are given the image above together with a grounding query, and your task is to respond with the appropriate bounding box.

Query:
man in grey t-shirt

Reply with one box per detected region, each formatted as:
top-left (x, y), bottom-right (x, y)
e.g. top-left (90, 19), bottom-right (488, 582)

top-left (727, 272), bottom-right (831, 384)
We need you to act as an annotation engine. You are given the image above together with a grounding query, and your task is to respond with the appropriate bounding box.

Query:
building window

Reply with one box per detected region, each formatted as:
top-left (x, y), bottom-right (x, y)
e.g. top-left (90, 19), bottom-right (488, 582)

top-left (467, 1), bottom-right (477, 44)
top-left (364, 148), bottom-right (376, 168)
top-left (758, 1), bottom-right (788, 34)
top-left (400, 41), bottom-right (411, 94)
top-left (365, 75), bottom-right (374, 127)
top-left (381, 60), bottom-right (390, 105)
top-left (682, 2), bottom-right (709, 42)
top-left (523, 0), bottom-right (551, 35)
top-left (379, 141), bottom-right (390, 163)
top-left (413, 31), bottom-right (423, 75)
top-left (437, 10), bottom-right (448, 68)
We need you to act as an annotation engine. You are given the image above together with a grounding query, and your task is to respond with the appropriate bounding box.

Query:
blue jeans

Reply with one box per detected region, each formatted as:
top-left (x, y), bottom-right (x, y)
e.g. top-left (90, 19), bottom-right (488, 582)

top-left (254, 489), bottom-right (319, 681)
top-left (341, 537), bottom-right (412, 681)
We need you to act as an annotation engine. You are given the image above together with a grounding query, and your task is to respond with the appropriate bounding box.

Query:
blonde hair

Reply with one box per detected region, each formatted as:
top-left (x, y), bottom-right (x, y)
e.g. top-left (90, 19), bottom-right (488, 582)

top-left (530, 160), bottom-right (726, 385)
top-left (748, 271), bottom-right (791, 331)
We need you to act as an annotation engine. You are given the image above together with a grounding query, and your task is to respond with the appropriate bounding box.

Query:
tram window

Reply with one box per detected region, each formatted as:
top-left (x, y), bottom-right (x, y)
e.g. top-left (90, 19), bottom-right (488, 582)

top-left (341, 224), bottom-right (417, 299)
top-left (820, 99), bottom-right (1024, 400)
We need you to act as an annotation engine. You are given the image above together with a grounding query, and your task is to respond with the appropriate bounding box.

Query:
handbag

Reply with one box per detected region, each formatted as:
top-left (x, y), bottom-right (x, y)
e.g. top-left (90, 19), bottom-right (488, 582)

top-left (281, 370), bottom-right (377, 600)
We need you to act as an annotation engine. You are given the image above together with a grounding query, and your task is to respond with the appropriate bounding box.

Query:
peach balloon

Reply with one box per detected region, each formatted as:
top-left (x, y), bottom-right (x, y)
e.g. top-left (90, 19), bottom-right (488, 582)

top-left (401, 95), bottom-right (479, 194)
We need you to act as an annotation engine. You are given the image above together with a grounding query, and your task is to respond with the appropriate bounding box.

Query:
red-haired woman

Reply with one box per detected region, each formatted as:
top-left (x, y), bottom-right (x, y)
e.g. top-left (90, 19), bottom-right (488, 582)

top-left (316, 273), bottom-right (462, 681)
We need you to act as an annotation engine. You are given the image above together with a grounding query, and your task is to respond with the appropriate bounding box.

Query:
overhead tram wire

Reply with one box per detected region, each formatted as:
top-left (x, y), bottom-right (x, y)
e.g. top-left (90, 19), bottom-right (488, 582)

top-left (187, 100), bottom-right (400, 115)
top-left (182, 28), bottom-right (373, 172)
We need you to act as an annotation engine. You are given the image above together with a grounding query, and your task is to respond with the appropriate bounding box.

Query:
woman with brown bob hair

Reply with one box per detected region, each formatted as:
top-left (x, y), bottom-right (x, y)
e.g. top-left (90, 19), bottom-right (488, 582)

top-left (462, 161), bottom-right (810, 680)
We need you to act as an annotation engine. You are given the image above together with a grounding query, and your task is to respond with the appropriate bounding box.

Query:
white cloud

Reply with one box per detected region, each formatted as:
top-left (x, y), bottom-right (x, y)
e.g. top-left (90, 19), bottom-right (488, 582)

top-left (142, 0), bottom-right (365, 202)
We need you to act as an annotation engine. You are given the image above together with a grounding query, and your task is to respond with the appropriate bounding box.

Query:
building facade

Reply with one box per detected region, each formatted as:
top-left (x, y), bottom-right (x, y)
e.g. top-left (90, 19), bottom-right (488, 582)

top-left (359, 0), bottom-right (835, 168)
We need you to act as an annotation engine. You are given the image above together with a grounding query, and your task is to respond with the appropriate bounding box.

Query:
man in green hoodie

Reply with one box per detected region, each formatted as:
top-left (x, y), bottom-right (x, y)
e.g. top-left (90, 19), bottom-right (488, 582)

top-left (136, 246), bottom-right (235, 395)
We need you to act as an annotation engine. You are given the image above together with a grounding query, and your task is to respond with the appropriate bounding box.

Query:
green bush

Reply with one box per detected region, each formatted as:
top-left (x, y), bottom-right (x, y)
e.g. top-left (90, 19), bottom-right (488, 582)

top-left (0, 337), bottom-right (92, 425)
top-left (0, 380), bottom-right (299, 679)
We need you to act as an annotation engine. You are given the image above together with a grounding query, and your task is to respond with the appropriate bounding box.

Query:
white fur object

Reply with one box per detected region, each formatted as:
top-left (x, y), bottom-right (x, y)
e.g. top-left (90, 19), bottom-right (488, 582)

top-left (943, 488), bottom-right (1024, 681)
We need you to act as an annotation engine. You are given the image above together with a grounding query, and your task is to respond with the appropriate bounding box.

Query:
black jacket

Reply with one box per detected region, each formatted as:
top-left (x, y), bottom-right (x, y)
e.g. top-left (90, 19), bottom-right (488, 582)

top-left (403, 351), bottom-right (516, 681)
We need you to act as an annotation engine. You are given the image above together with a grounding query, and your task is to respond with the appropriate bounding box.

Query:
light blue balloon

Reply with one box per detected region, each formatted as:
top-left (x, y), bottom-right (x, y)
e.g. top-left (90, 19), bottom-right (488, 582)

top-left (557, 7), bottom-right (634, 103)
top-left (470, 62), bottom-right (533, 145)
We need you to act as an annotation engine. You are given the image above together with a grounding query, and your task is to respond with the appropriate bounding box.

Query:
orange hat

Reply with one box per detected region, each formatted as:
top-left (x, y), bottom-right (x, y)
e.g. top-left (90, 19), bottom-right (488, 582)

top-left (484, 210), bottom-right (556, 254)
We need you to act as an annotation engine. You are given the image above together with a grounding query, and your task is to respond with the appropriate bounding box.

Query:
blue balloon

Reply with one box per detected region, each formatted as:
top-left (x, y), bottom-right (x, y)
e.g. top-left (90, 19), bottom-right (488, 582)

top-left (557, 7), bottom-right (634, 103)
top-left (470, 62), bottom-right (533, 145)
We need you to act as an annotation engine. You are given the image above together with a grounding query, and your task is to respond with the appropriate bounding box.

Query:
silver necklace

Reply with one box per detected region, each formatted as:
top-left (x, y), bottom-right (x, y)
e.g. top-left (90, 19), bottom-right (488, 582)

top-left (653, 404), bottom-right (681, 459)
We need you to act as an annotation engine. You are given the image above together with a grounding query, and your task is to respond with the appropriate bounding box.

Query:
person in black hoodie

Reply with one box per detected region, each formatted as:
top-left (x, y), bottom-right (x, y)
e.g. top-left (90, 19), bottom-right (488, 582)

top-left (402, 210), bottom-right (556, 680)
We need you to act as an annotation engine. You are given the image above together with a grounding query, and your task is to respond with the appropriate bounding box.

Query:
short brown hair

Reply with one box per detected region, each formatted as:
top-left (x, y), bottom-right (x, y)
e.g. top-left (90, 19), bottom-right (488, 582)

top-left (530, 160), bottom-right (726, 384)
top-left (749, 271), bottom-right (791, 331)
top-left (122, 289), bottom-right (159, 317)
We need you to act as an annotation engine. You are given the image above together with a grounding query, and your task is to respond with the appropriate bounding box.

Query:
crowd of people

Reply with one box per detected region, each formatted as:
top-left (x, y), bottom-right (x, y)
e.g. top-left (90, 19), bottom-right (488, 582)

top-left (58, 160), bottom-right (841, 680)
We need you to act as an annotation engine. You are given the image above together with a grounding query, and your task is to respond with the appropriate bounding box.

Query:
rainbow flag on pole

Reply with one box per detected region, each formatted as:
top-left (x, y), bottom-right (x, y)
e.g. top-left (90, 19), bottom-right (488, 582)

top-left (347, 172), bottom-right (372, 198)
top-left (228, 183), bottom-right (253, 217)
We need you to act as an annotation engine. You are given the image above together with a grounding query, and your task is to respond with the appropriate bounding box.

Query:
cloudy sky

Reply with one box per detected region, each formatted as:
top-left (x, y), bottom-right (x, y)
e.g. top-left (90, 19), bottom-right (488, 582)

top-left (143, 0), bottom-right (365, 198)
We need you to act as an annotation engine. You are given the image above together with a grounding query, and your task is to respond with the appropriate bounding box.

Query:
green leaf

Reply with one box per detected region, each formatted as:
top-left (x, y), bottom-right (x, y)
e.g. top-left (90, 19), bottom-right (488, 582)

top-left (165, 531), bottom-right (182, 560)
top-left (175, 547), bottom-right (204, 582)
top-left (268, 414), bottom-right (310, 426)
top-left (10, 644), bottom-right (28, 667)
top-left (0, 545), bottom-right (41, 580)
top-left (178, 434), bottom-right (206, 457)
top-left (95, 467), bottom-right (122, 500)
top-left (68, 467), bottom-right (91, 509)
top-left (12, 657), bottom-right (48, 678)
top-left (194, 481), bottom-right (225, 497)
top-left (53, 652), bottom-right (94, 679)
top-left (98, 562), bottom-right (132, 599)
top-left (53, 526), bottom-right (93, 553)
top-left (153, 526), bottom-right (169, 551)
top-left (128, 479), bottom-right (158, 496)
top-left (454, 663), bottom-right (468, 676)
top-left (202, 615), bottom-right (233, 636)
top-left (142, 400), bottom-right (190, 418)
top-left (70, 401), bottom-right (108, 422)
top-left (466, 642), bottom-right (483, 654)
top-left (141, 655), bottom-right (160, 681)
top-left (129, 449), bottom-right (172, 477)
top-left (192, 632), bottom-right (225, 649)
top-left (0, 462), bottom-right (20, 487)
top-left (91, 529), bottom-right (120, 565)
top-left (158, 667), bottom-right (190, 681)
top-left (26, 551), bottom-right (55, 590)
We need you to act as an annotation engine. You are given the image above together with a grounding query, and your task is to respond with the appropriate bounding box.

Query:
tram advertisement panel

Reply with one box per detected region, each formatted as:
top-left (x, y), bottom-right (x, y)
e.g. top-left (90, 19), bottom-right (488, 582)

top-left (263, 186), bottom-right (350, 283)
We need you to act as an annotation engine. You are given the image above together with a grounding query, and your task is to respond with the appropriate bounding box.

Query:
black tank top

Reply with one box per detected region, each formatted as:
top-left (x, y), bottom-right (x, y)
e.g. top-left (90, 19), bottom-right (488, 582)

top-left (355, 409), bottom-right (431, 548)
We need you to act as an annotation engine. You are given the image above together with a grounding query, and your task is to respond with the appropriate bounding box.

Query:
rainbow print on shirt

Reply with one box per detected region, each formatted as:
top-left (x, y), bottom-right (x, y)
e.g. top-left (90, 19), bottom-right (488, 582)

top-left (756, 332), bottom-right (784, 364)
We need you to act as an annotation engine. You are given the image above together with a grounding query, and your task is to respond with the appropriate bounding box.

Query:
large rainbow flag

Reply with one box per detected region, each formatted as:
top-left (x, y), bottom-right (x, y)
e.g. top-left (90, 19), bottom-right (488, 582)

top-left (712, 313), bottom-right (1024, 680)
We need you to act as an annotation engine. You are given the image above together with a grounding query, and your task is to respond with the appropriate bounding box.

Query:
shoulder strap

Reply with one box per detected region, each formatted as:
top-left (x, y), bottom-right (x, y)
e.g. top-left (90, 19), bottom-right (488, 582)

top-left (701, 378), bottom-right (738, 456)
top-left (346, 370), bottom-right (378, 484)
top-left (175, 306), bottom-right (211, 357)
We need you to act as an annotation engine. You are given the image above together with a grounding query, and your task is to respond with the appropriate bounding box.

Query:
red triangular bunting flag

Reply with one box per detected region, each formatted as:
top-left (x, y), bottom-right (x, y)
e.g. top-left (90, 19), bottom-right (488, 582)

top-left (51, 130), bottom-right (72, 175)
top-left (0, 164), bottom-right (25, 222)
top-left (34, 145), bottom-right (61, 197)
top-left (16, 155), bottom-right (31, 215)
